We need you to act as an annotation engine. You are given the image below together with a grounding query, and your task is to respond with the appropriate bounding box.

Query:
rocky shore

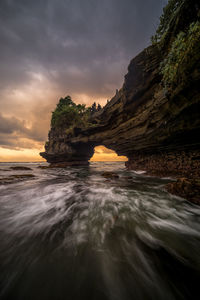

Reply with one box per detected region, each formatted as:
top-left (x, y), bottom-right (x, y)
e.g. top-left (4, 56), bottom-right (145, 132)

top-left (125, 149), bottom-right (200, 205)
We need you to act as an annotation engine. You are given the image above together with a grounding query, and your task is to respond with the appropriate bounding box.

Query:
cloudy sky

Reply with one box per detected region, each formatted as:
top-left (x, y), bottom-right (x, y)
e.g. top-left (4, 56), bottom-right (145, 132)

top-left (0, 0), bottom-right (166, 162)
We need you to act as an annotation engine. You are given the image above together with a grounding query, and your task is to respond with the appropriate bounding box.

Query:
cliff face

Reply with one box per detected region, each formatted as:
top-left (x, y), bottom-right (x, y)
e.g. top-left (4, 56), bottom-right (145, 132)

top-left (41, 0), bottom-right (200, 179)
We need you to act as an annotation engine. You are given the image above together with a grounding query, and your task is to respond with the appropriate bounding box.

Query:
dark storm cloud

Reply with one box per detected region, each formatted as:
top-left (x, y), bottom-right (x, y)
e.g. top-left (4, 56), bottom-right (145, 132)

top-left (0, 0), bottom-right (166, 151)
top-left (0, 113), bottom-right (26, 134)
top-left (0, 0), bottom-right (165, 92)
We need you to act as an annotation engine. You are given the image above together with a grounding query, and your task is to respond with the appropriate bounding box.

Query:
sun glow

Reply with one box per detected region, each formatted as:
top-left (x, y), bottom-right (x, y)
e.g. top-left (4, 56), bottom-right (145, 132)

top-left (0, 146), bottom-right (128, 163)
top-left (0, 147), bottom-right (45, 162)
top-left (90, 146), bottom-right (128, 162)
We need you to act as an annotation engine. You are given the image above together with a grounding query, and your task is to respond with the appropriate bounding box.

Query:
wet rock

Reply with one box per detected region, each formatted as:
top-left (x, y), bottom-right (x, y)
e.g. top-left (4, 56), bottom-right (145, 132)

top-left (104, 179), bottom-right (111, 183)
top-left (101, 172), bottom-right (119, 179)
top-left (10, 166), bottom-right (32, 171)
top-left (126, 150), bottom-right (200, 179)
top-left (166, 178), bottom-right (200, 205)
top-left (37, 166), bottom-right (50, 169)
top-left (0, 177), bottom-right (13, 184)
top-left (122, 176), bottom-right (133, 180)
top-left (0, 174), bottom-right (35, 185)
top-left (10, 174), bottom-right (35, 178)
top-left (49, 161), bottom-right (89, 168)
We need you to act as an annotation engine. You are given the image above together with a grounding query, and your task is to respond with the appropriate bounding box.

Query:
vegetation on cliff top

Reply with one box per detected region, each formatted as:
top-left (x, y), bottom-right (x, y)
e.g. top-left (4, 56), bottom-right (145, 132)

top-left (151, 0), bottom-right (183, 44)
top-left (152, 0), bottom-right (200, 90)
top-left (51, 96), bottom-right (102, 133)
top-left (160, 21), bottom-right (200, 89)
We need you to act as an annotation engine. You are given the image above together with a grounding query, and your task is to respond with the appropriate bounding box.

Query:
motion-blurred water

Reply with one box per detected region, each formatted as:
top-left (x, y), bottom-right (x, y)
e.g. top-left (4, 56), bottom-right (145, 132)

top-left (0, 162), bottom-right (200, 300)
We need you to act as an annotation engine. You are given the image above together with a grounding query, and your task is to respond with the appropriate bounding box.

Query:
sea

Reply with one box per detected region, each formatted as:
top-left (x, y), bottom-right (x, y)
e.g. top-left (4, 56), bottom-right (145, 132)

top-left (0, 161), bottom-right (200, 300)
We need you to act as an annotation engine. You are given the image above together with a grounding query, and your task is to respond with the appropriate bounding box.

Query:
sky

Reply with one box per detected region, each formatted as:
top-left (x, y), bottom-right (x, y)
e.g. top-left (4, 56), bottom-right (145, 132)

top-left (0, 0), bottom-right (166, 162)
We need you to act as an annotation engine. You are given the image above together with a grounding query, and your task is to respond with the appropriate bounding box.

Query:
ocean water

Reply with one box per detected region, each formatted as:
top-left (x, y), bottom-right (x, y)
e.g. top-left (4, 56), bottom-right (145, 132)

top-left (0, 162), bottom-right (200, 300)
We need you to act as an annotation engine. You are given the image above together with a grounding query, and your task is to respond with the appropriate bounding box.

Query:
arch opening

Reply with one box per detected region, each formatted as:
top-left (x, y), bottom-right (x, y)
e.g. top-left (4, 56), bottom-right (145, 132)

top-left (90, 146), bottom-right (128, 162)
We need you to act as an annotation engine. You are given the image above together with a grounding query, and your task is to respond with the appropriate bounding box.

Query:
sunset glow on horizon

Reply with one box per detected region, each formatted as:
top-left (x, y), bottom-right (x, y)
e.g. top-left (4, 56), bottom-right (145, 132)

top-left (0, 145), bottom-right (127, 162)
top-left (0, 147), bottom-right (45, 162)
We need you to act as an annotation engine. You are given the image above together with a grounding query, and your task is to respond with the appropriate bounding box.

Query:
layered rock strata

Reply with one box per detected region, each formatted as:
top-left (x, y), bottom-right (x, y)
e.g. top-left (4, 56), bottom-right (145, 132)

top-left (41, 0), bottom-right (200, 203)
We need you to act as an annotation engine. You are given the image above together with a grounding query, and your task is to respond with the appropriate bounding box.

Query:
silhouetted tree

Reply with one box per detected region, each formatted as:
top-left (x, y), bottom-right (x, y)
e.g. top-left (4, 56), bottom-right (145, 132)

top-left (91, 102), bottom-right (97, 113)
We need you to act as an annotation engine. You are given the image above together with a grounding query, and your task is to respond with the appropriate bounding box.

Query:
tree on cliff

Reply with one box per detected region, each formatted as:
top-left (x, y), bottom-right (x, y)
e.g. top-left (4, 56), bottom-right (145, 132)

top-left (151, 0), bottom-right (183, 43)
top-left (97, 104), bottom-right (102, 111)
top-left (56, 96), bottom-right (75, 111)
top-left (91, 102), bottom-right (97, 113)
top-left (51, 96), bottom-right (86, 128)
top-left (90, 102), bottom-right (102, 114)
top-left (51, 96), bottom-right (98, 131)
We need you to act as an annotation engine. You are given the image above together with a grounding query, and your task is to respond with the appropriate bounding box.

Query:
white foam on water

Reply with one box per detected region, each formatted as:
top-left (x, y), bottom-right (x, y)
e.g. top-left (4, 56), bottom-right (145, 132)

top-left (1, 162), bottom-right (200, 300)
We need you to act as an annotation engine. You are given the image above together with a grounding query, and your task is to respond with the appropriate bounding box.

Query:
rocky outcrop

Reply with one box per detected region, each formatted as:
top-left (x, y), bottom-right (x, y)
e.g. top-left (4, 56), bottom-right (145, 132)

top-left (40, 0), bottom-right (200, 203)
top-left (166, 178), bottom-right (200, 205)
top-left (0, 174), bottom-right (35, 185)
top-left (125, 150), bottom-right (200, 178)
top-left (41, 44), bottom-right (164, 163)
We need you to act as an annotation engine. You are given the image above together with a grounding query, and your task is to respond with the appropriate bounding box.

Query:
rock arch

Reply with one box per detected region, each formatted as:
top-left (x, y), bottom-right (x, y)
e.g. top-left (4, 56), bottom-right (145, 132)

top-left (40, 138), bottom-right (127, 166)
top-left (40, 32), bottom-right (200, 174)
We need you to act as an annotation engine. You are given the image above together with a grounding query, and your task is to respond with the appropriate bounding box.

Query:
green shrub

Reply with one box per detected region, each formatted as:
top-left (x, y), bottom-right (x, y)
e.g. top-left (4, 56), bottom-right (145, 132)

top-left (65, 126), bottom-right (75, 136)
top-left (160, 21), bottom-right (200, 89)
top-left (151, 0), bottom-right (182, 44)
top-left (51, 95), bottom-right (98, 132)
top-left (51, 105), bottom-right (80, 128)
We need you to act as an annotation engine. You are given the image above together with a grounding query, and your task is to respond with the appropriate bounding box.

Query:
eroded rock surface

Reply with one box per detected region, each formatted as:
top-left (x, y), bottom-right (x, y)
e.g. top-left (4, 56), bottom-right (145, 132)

top-left (166, 178), bottom-right (200, 205)
top-left (40, 0), bottom-right (200, 203)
